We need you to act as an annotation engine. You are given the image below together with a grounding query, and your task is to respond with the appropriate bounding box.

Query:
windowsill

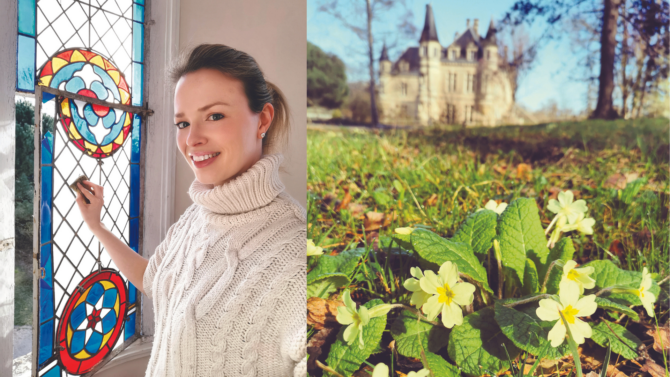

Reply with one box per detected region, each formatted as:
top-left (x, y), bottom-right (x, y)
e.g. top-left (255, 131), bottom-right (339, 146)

top-left (91, 336), bottom-right (154, 377)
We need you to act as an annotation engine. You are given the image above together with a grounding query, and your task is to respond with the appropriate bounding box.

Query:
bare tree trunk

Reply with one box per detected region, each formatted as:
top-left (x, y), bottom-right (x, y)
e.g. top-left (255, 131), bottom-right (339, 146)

top-left (620, 0), bottom-right (628, 118)
top-left (366, 0), bottom-right (379, 127)
top-left (592, 0), bottom-right (621, 119)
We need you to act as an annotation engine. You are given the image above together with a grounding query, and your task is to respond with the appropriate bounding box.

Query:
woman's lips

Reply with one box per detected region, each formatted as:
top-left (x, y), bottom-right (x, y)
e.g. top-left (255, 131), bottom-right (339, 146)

top-left (191, 153), bottom-right (220, 168)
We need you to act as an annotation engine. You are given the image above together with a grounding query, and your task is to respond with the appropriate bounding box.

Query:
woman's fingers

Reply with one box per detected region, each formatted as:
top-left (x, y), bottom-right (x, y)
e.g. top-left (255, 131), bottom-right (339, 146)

top-left (82, 180), bottom-right (103, 198)
top-left (77, 182), bottom-right (94, 201)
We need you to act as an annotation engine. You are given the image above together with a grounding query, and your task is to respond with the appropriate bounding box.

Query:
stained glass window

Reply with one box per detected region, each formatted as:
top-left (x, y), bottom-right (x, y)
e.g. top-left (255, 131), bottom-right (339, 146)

top-left (16, 1), bottom-right (149, 376)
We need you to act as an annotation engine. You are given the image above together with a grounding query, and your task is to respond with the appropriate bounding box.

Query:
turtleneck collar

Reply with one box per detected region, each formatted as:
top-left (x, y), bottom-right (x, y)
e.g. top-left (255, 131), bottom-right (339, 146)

top-left (188, 153), bottom-right (285, 215)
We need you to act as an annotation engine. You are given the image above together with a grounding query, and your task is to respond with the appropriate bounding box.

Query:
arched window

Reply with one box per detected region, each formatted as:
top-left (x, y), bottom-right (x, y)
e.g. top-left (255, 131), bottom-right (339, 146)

top-left (16, 1), bottom-right (150, 375)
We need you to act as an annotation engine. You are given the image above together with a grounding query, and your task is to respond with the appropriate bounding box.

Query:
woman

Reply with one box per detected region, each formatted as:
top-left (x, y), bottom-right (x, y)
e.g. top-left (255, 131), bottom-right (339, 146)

top-left (75, 44), bottom-right (306, 377)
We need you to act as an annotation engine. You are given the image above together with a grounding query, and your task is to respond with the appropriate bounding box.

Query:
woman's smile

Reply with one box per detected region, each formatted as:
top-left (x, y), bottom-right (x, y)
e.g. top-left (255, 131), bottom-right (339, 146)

top-left (190, 151), bottom-right (221, 168)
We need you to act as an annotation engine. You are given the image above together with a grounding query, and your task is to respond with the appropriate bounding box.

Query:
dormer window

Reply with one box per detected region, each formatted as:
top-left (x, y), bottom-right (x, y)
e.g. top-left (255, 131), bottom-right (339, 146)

top-left (469, 51), bottom-right (476, 61)
top-left (451, 50), bottom-right (457, 60)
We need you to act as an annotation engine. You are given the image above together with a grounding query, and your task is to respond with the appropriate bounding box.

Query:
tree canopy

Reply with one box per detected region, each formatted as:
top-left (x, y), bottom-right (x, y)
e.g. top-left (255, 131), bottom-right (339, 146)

top-left (307, 41), bottom-right (349, 109)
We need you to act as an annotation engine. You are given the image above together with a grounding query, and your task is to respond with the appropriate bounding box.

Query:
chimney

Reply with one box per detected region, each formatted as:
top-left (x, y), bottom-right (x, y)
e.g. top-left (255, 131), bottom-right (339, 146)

top-left (466, 19), bottom-right (470, 28)
top-left (454, 32), bottom-right (459, 40)
top-left (474, 19), bottom-right (479, 34)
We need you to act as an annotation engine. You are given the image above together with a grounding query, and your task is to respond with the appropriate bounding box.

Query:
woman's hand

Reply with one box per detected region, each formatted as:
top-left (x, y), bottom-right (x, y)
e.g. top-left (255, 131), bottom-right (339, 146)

top-left (75, 180), bottom-right (105, 234)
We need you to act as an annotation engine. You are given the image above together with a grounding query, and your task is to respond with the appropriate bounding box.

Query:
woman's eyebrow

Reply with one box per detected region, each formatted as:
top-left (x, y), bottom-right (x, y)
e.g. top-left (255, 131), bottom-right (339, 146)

top-left (174, 101), bottom-right (230, 117)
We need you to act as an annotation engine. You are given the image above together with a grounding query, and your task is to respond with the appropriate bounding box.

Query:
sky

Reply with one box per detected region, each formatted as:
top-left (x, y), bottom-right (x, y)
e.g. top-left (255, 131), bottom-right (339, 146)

top-left (307, 0), bottom-right (592, 114)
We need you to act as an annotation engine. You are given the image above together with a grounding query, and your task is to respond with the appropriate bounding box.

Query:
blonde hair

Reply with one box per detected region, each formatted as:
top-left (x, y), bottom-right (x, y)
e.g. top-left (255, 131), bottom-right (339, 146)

top-left (169, 44), bottom-right (290, 154)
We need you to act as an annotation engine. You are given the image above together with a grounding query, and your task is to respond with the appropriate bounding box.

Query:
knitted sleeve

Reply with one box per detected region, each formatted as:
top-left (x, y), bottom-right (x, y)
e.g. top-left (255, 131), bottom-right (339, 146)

top-left (280, 263), bottom-right (307, 377)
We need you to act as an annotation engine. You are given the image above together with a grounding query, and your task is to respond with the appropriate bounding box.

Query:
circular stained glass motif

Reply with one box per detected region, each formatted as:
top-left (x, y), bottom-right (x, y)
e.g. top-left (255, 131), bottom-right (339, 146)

top-left (57, 269), bottom-right (128, 375)
top-left (38, 49), bottom-right (133, 159)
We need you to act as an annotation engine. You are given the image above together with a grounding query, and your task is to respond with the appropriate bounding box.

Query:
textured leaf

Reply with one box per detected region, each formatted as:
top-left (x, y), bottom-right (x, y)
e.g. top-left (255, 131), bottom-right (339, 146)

top-left (423, 351), bottom-right (461, 377)
top-left (595, 297), bottom-right (640, 321)
top-left (497, 198), bottom-right (550, 284)
top-left (620, 178), bottom-right (647, 205)
top-left (591, 321), bottom-right (642, 360)
top-left (585, 260), bottom-right (660, 305)
top-left (391, 233), bottom-right (413, 251)
top-left (325, 299), bottom-right (387, 376)
top-left (522, 259), bottom-right (540, 295)
top-left (447, 307), bottom-right (520, 376)
top-left (307, 248), bottom-right (365, 284)
top-left (307, 275), bottom-right (350, 299)
top-left (411, 229), bottom-right (492, 293)
top-left (452, 209), bottom-right (498, 263)
top-left (390, 310), bottom-right (450, 359)
top-left (494, 303), bottom-right (569, 360)
top-left (543, 237), bottom-right (576, 294)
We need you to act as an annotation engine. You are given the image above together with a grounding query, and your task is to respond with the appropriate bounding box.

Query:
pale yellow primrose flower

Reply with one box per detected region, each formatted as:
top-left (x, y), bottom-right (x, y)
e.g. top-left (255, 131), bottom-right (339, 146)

top-left (395, 227), bottom-right (415, 235)
top-left (336, 290), bottom-right (391, 349)
top-left (403, 267), bottom-right (432, 308)
top-left (559, 260), bottom-right (596, 295)
top-left (637, 267), bottom-right (656, 317)
top-left (480, 199), bottom-right (508, 214)
top-left (307, 239), bottom-right (324, 256)
top-left (546, 190), bottom-right (588, 234)
top-left (536, 285), bottom-right (597, 347)
top-left (547, 213), bottom-right (595, 248)
top-left (407, 369), bottom-right (431, 377)
top-left (372, 362), bottom-right (389, 377)
top-left (419, 261), bottom-right (476, 328)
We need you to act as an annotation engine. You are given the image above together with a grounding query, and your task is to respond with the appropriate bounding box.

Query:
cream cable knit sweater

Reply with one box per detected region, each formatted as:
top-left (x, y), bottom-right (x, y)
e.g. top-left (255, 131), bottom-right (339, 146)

top-left (142, 154), bottom-right (306, 377)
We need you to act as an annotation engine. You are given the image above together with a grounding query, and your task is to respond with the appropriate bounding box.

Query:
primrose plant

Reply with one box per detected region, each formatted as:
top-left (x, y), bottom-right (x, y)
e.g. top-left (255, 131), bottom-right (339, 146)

top-left (307, 190), bottom-right (663, 377)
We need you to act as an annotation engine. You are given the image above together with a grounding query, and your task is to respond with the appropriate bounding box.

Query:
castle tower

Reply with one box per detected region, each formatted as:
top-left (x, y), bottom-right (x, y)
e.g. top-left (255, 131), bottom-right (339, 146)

top-left (379, 42), bottom-right (391, 75)
top-left (482, 18), bottom-right (498, 69)
top-left (418, 3), bottom-right (442, 125)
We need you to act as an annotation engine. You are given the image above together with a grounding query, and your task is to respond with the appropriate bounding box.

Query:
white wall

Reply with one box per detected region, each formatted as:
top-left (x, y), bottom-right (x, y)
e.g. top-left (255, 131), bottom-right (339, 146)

top-left (172, 0), bottom-right (307, 222)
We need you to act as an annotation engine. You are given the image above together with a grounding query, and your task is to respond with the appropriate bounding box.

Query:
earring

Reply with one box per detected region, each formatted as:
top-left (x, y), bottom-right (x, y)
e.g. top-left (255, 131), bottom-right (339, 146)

top-left (261, 132), bottom-right (266, 138)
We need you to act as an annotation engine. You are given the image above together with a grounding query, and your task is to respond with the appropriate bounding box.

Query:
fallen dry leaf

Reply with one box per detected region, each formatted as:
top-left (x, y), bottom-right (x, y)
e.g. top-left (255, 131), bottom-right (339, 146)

top-left (336, 191), bottom-right (352, 211)
top-left (647, 325), bottom-right (670, 357)
top-left (609, 240), bottom-right (625, 260)
top-left (516, 163), bottom-right (533, 181)
top-left (640, 358), bottom-right (665, 377)
top-left (306, 327), bottom-right (337, 375)
top-left (348, 202), bottom-right (368, 218)
top-left (605, 365), bottom-right (628, 377)
top-left (604, 173), bottom-right (627, 190)
top-left (424, 193), bottom-right (438, 207)
top-left (364, 211), bottom-right (397, 231)
top-left (307, 297), bottom-right (343, 330)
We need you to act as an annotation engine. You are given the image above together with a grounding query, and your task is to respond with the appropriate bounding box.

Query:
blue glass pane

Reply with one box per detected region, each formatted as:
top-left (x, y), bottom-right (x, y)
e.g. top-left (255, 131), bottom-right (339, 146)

top-left (42, 365), bottom-right (60, 377)
top-left (42, 91), bottom-right (55, 104)
top-left (85, 331), bottom-right (103, 354)
top-left (129, 218), bottom-right (139, 252)
top-left (41, 131), bottom-right (53, 165)
top-left (135, 0), bottom-right (145, 5)
top-left (128, 282), bottom-right (136, 304)
top-left (39, 243), bottom-right (54, 322)
top-left (132, 62), bottom-right (143, 106)
top-left (17, 35), bottom-right (36, 92)
top-left (131, 115), bottom-right (141, 163)
top-left (133, 4), bottom-right (145, 22)
top-left (125, 312), bottom-right (136, 341)
top-left (18, 0), bottom-right (36, 36)
top-left (38, 319), bottom-right (53, 365)
top-left (130, 165), bottom-right (140, 218)
top-left (132, 22), bottom-right (144, 63)
top-left (40, 166), bottom-right (52, 244)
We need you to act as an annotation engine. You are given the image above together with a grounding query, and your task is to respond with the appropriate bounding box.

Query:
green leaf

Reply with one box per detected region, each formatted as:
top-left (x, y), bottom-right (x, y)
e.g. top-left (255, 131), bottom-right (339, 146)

top-left (497, 198), bottom-right (550, 285)
top-left (422, 351), bottom-right (461, 377)
top-left (390, 310), bottom-right (450, 359)
top-left (411, 229), bottom-right (492, 293)
top-left (452, 209), bottom-right (498, 263)
top-left (522, 259), bottom-right (540, 295)
top-left (307, 248), bottom-right (365, 284)
top-left (620, 178), bottom-right (647, 205)
top-left (447, 307), bottom-right (520, 376)
top-left (307, 275), bottom-right (350, 299)
top-left (325, 299), bottom-right (387, 376)
top-left (391, 233), bottom-right (413, 251)
top-left (590, 321), bottom-right (642, 360)
top-left (543, 237), bottom-right (576, 294)
top-left (595, 297), bottom-right (640, 321)
top-left (585, 260), bottom-right (660, 305)
top-left (494, 302), bottom-right (569, 360)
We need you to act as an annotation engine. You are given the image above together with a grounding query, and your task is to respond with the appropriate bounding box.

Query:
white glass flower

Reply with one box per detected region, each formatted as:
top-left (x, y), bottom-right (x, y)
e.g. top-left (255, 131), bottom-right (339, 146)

top-left (637, 267), bottom-right (656, 317)
top-left (336, 290), bottom-right (391, 349)
top-left (419, 261), bottom-right (476, 328)
top-left (536, 285), bottom-right (597, 347)
top-left (546, 190), bottom-right (588, 234)
top-left (403, 266), bottom-right (432, 308)
top-left (559, 260), bottom-right (596, 295)
top-left (307, 239), bottom-right (324, 256)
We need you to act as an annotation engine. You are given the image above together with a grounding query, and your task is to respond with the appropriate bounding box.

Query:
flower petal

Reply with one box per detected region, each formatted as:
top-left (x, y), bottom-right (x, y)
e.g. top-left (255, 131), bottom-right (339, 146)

top-left (439, 261), bottom-right (459, 287)
top-left (343, 290), bottom-right (357, 313)
top-left (571, 199), bottom-right (588, 214)
top-left (537, 298), bottom-right (561, 322)
top-left (423, 295), bottom-right (442, 321)
top-left (336, 306), bottom-right (355, 325)
top-left (368, 304), bottom-right (391, 318)
top-left (485, 200), bottom-right (498, 211)
top-left (343, 323), bottom-right (358, 345)
top-left (410, 267), bottom-right (424, 279)
top-left (372, 363), bottom-right (390, 377)
top-left (558, 190), bottom-right (573, 206)
top-left (411, 290), bottom-right (432, 308)
top-left (359, 306), bottom-right (370, 325)
top-left (547, 199), bottom-right (561, 214)
top-left (559, 282), bottom-right (580, 307)
top-left (547, 320), bottom-right (567, 347)
top-left (420, 270), bottom-right (441, 295)
top-left (570, 318), bottom-right (591, 345)
top-left (560, 278), bottom-right (583, 297)
top-left (563, 260), bottom-right (578, 275)
top-left (441, 301), bottom-right (463, 328)
top-left (404, 278), bottom-right (421, 292)
top-left (451, 282), bottom-right (476, 306)
top-left (574, 294), bottom-right (597, 317)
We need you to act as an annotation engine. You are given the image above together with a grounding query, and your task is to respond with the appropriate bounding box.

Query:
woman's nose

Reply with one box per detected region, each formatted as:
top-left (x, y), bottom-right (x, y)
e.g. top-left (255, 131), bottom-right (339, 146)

top-left (186, 122), bottom-right (207, 146)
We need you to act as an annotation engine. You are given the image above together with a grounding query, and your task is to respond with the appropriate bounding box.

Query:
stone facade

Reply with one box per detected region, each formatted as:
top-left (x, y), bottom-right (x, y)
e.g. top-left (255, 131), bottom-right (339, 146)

top-left (378, 5), bottom-right (522, 127)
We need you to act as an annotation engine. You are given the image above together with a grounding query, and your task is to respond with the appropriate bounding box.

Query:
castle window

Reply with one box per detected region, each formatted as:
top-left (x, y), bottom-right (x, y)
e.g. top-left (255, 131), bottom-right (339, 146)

top-left (464, 105), bottom-right (474, 123)
top-left (466, 74), bottom-right (476, 93)
top-left (401, 82), bottom-right (408, 96)
top-left (448, 73), bottom-right (457, 92)
top-left (446, 104), bottom-right (456, 124)
top-left (451, 50), bottom-right (457, 60)
top-left (486, 50), bottom-right (491, 60)
top-left (469, 50), bottom-right (476, 61)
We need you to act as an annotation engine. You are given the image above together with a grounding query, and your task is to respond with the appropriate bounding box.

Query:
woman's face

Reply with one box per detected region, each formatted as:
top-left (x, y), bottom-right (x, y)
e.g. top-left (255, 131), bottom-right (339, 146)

top-left (174, 68), bottom-right (273, 186)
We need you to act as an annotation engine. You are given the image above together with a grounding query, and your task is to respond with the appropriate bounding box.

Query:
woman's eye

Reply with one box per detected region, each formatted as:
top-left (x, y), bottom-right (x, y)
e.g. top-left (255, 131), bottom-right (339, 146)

top-left (175, 122), bottom-right (189, 129)
top-left (209, 113), bottom-right (224, 121)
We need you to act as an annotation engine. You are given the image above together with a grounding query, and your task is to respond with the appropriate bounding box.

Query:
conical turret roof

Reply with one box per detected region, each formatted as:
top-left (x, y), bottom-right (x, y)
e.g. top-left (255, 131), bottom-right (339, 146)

top-left (483, 17), bottom-right (497, 45)
top-left (419, 4), bottom-right (439, 43)
top-left (379, 42), bottom-right (390, 61)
